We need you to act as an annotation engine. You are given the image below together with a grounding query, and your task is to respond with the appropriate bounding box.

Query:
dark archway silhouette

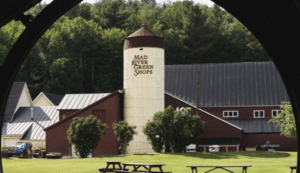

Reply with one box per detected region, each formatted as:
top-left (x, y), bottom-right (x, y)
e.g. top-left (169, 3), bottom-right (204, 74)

top-left (1, 0), bottom-right (300, 172)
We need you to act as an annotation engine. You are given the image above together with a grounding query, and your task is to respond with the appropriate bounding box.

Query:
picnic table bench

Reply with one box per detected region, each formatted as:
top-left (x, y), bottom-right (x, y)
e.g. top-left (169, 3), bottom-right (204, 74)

top-left (99, 161), bottom-right (128, 173)
top-left (114, 162), bottom-right (171, 173)
top-left (187, 165), bottom-right (252, 173)
top-left (286, 166), bottom-right (297, 173)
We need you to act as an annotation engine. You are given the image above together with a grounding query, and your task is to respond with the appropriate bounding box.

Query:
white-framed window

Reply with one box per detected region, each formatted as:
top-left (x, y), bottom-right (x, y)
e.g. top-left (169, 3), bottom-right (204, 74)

top-left (223, 111), bottom-right (238, 117)
top-left (272, 110), bottom-right (282, 118)
top-left (62, 114), bottom-right (66, 120)
top-left (254, 110), bottom-right (265, 118)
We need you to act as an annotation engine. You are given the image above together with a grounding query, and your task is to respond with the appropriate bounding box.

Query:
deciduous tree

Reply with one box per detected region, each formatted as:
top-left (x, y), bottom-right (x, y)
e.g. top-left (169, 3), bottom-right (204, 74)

top-left (67, 115), bottom-right (108, 158)
top-left (112, 120), bottom-right (137, 154)
top-left (269, 101), bottom-right (296, 138)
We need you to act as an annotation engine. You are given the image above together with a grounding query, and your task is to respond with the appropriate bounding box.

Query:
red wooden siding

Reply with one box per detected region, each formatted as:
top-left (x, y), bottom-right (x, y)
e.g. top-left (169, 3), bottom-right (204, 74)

top-left (45, 91), bottom-right (121, 156)
top-left (165, 94), bottom-right (242, 139)
top-left (165, 93), bottom-right (298, 152)
top-left (202, 106), bottom-right (282, 119)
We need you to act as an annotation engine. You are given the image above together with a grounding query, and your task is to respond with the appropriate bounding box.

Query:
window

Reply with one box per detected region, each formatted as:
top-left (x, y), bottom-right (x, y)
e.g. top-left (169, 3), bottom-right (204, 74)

top-left (223, 111), bottom-right (238, 117)
top-left (272, 110), bottom-right (282, 117)
top-left (254, 110), bottom-right (265, 118)
top-left (62, 114), bottom-right (66, 120)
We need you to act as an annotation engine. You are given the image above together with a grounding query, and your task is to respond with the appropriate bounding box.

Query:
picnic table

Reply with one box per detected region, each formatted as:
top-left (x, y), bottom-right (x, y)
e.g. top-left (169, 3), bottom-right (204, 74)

top-left (99, 161), bottom-right (127, 173)
top-left (114, 162), bottom-right (170, 173)
top-left (286, 166), bottom-right (297, 173)
top-left (187, 165), bottom-right (252, 173)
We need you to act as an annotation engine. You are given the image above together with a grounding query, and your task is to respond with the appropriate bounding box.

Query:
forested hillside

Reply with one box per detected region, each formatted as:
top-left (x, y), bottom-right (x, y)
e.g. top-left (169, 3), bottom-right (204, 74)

top-left (0, 0), bottom-right (271, 98)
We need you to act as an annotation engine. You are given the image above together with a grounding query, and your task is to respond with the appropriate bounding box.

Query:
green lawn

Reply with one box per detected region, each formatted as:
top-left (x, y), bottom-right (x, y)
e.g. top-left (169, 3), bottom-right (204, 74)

top-left (2, 151), bottom-right (297, 173)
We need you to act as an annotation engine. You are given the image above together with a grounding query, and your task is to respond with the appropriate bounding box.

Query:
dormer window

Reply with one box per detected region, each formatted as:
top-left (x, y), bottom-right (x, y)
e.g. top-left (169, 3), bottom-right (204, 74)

top-left (62, 114), bottom-right (66, 120)
top-left (272, 110), bottom-right (282, 118)
top-left (223, 111), bottom-right (238, 117)
top-left (254, 110), bottom-right (265, 118)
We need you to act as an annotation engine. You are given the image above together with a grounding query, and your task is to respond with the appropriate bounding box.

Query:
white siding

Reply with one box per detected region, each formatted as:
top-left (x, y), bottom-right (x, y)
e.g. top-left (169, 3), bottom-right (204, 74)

top-left (13, 85), bottom-right (32, 115)
top-left (33, 94), bottom-right (54, 106)
top-left (2, 138), bottom-right (20, 147)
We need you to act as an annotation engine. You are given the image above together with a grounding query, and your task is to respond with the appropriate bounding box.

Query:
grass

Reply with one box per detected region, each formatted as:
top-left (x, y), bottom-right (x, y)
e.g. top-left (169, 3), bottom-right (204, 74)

top-left (2, 151), bottom-right (297, 173)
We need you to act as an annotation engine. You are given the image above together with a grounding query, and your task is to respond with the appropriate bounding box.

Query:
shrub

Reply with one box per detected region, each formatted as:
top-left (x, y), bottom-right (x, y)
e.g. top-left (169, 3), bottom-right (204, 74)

top-left (67, 115), bottom-right (108, 158)
top-left (112, 120), bottom-right (137, 154)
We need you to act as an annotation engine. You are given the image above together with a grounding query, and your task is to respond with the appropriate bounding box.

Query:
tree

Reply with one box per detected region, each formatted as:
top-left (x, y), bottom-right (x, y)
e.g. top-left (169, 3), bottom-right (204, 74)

top-left (91, 0), bottom-right (129, 29)
top-left (143, 118), bottom-right (165, 152)
top-left (269, 101), bottom-right (296, 138)
top-left (112, 120), bottom-right (137, 154)
top-left (67, 115), bottom-right (108, 158)
top-left (143, 106), bottom-right (175, 152)
top-left (143, 105), bottom-right (207, 153)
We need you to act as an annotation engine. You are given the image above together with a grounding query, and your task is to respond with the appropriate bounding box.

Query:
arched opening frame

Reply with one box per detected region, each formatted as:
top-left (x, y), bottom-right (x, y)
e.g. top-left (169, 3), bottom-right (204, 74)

top-left (0, 0), bottom-right (300, 172)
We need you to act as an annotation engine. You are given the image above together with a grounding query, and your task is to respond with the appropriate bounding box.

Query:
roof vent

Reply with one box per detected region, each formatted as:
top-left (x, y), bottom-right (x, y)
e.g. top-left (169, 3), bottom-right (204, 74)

top-left (31, 107), bottom-right (33, 120)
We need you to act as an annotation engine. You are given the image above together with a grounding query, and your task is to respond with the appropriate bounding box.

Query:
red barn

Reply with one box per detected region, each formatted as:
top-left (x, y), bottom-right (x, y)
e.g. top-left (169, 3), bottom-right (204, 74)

top-left (44, 91), bottom-right (123, 157)
top-left (165, 61), bottom-right (297, 152)
top-left (44, 61), bottom-right (297, 157)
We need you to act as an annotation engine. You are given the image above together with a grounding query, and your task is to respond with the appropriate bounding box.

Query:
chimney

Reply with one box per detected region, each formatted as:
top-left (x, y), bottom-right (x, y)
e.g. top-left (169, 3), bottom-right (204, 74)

top-left (31, 107), bottom-right (33, 120)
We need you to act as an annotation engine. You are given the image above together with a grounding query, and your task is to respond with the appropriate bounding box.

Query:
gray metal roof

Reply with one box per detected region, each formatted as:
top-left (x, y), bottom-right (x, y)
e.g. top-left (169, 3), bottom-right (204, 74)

top-left (57, 93), bottom-right (110, 110)
top-left (165, 61), bottom-right (290, 107)
top-left (4, 82), bottom-right (26, 122)
top-left (42, 92), bottom-right (64, 106)
top-left (2, 106), bottom-right (59, 140)
top-left (225, 119), bottom-right (281, 133)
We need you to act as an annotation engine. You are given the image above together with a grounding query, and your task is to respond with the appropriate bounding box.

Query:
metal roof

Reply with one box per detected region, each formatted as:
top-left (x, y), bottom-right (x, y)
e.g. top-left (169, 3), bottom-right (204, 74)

top-left (42, 92), bottom-right (64, 106)
top-left (57, 93), bottom-right (110, 110)
top-left (127, 25), bottom-right (161, 38)
top-left (4, 82), bottom-right (26, 122)
top-left (225, 119), bottom-right (281, 133)
top-left (197, 138), bottom-right (240, 146)
top-left (2, 106), bottom-right (59, 140)
top-left (165, 61), bottom-right (290, 107)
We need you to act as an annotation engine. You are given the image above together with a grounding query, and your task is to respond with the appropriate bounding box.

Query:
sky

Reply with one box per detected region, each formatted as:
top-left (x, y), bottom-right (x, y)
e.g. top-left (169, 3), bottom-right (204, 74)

top-left (41, 0), bottom-right (215, 7)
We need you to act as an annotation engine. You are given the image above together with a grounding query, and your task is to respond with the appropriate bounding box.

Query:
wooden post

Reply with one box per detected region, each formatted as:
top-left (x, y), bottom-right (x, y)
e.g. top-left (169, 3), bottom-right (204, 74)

top-left (226, 146), bottom-right (228, 152)
top-left (237, 146), bottom-right (239, 152)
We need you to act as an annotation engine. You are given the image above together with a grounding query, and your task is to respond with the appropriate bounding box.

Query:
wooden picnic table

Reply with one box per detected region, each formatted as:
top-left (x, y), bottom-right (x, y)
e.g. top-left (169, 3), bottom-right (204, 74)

top-left (286, 165), bottom-right (297, 173)
top-left (99, 161), bottom-right (126, 173)
top-left (187, 165), bottom-right (252, 173)
top-left (114, 162), bottom-right (170, 173)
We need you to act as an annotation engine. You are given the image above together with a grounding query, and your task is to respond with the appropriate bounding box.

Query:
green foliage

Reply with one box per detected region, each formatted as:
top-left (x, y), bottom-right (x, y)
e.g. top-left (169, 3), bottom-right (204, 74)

top-left (269, 101), bottom-right (296, 138)
top-left (144, 106), bottom-right (175, 152)
top-left (0, 2), bottom-right (271, 98)
top-left (67, 115), bottom-right (108, 158)
top-left (143, 118), bottom-right (165, 152)
top-left (0, 20), bottom-right (25, 64)
top-left (91, 0), bottom-right (129, 29)
top-left (112, 120), bottom-right (137, 154)
top-left (171, 109), bottom-right (206, 152)
top-left (2, 145), bottom-right (8, 150)
top-left (144, 106), bottom-right (206, 152)
top-left (64, 3), bottom-right (93, 20)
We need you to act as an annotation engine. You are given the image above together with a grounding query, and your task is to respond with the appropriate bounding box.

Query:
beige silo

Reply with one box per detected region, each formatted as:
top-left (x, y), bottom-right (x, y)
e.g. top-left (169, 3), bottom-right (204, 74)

top-left (123, 25), bottom-right (164, 154)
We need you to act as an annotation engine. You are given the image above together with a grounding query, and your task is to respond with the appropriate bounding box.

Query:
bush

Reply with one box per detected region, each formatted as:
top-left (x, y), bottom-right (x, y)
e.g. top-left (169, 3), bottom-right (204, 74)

top-left (112, 120), bottom-right (137, 154)
top-left (144, 105), bottom-right (207, 153)
top-left (67, 115), bottom-right (108, 158)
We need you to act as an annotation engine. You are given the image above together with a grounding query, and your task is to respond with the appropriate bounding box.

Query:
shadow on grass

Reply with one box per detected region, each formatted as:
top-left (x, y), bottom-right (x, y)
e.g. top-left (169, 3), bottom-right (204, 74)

top-left (132, 153), bottom-right (156, 156)
top-left (163, 151), bottom-right (291, 159)
top-left (93, 153), bottom-right (156, 159)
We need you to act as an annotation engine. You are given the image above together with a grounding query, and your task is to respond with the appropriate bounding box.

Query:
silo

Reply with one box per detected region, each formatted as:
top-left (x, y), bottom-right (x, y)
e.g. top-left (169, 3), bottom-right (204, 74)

top-left (123, 24), bottom-right (164, 154)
